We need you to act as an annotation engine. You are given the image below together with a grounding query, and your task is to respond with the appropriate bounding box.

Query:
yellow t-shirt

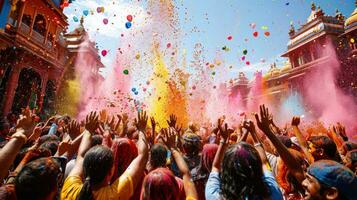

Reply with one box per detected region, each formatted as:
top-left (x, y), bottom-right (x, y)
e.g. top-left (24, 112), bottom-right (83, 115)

top-left (61, 173), bottom-right (133, 200)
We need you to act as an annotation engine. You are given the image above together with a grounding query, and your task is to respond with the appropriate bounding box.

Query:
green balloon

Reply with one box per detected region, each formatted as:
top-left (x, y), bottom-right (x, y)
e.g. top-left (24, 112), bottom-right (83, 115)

top-left (123, 69), bottom-right (129, 75)
top-left (243, 49), bottom-right (248, 55)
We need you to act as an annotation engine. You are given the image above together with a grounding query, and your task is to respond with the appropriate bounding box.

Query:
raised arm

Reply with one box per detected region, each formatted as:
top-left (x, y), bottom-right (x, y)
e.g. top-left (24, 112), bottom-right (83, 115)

top-left (161, 127), bottom-right (198, 199)
top-left (0, 108), bottom-right (35, 182)
top-left (123, 111), bottom-right (149, 189)
top-left (243, 120), bottom-right (269, 168)
top-left (68, 112), bottom-right (99, 177)
top-left (212, 119), bottom-right (232, 172)
top-left (255, 105), bottom-right (305, 182)
top-left (291, 116), bottom-right (314, 164)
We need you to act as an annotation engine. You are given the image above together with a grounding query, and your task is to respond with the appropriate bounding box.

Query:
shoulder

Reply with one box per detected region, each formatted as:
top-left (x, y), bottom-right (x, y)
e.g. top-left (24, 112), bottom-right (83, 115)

top-left (60, 176), bottom-right (83, 200)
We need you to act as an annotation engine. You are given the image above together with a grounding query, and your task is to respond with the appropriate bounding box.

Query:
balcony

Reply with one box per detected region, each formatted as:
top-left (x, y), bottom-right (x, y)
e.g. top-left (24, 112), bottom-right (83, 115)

top-left (32, 30), bottom-right (45, 44)
top-left (19, 22), bottom-right (30, 35)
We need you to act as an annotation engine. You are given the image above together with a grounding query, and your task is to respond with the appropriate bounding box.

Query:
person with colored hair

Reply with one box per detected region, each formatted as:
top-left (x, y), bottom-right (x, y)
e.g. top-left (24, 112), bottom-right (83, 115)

top-left (206, 113), bottom-right (283, 200)
top-left (302, 160), bottom-right (357, 200)
top-left (61, 111), bottom-right (149, 200)
top-left (142, 128), bottom-right (198, 200)
top-left (182, 132), bottom-right (202, 171)
top-left (191, 144), bottom-right (218, 200)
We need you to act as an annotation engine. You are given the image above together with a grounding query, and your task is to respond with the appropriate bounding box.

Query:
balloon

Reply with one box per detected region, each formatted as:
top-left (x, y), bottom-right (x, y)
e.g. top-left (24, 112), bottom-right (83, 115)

top-left (83, 10), bottom-right (89, 16)
top-left (253, 31), bottom-right (258, 37)
top-left (132, 88), bottom-right (136, 92)
top-left (227, 35), bottom-right (233, 40)
top-left (241, 56), bottom-right (246, 61)
top-left (97, 7), bottom-right (101, 13)
top-left (103, 18), bottom-right (108, 25)
top-left (167, 43), bottom-right (171, 48)
top-left (73, 16), bottom-right (79, 22)
top-left (123, 69), bottom-right (129, 75)
top-left (351, 38), bottom-right (355, 43)
top-left (127, 15), bottom-right (133, 22)
top-left (264, 31), bottom-right (270, 37)
top-left (246, 61), bottom-right (250, 65)
top-left (125, 22), bottom-right (132, 29)
top-left (135, 54), bottom-right (140, 59)
top-left (101, 50), bottom-right (107, 56)
top-left (243, 49), bottom-right (248, 55)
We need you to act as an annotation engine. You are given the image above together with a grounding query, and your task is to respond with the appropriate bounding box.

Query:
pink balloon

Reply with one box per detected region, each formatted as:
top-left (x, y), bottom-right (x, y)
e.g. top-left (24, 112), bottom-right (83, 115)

top-left (103, 18), bottom-right (108, 25)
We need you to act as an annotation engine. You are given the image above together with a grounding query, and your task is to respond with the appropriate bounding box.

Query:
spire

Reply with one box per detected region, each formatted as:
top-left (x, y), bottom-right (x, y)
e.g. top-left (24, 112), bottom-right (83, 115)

top-left (80, 16), bottom-right (84, 26)
top-left (335, 9), bottom-right (345, 21)
top-left (289, 23), bottom-right (295, 37)
top-left (311, 2), bottom-right (316, 11)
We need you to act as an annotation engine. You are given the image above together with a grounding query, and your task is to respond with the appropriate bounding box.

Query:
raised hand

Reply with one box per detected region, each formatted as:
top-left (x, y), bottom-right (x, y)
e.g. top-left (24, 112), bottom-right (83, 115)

top-left (114, 114), bottom-right (122, 132)
top-left (85, 111), bottom-right (99, 134)
top-left (333, 123), bottom-right (347, 140)
top-left (160, 128), bottom-right (177, 149)
top-left (219, 123), bottom-right (233, 143)
top-left (134, 111), bottom-right (148, 132)
top-left (68, 120), bottom-right (81, 139)
top-left (16, 107), bottom-right (36, 136)
top-left (291, 116), bottom-right (300, 127)
top-left (99, 109), bottom-right (108, 123)
top-left (167, 114), bottom-right (177, 128)
top-left (254, 104), bottom-right (272, 133)
top-left (242, 120), bottom-right (256, 134)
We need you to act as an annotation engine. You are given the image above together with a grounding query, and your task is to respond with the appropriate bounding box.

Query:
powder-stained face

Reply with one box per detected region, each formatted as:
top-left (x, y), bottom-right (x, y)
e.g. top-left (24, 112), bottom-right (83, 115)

top-left (302, 173), bottom-right (323, 200)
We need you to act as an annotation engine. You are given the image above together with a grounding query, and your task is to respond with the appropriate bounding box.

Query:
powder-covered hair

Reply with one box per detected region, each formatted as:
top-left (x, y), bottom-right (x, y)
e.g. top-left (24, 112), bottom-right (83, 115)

top-left (220, 142), bottom-right (269, 200)
top-left (141, 167), bottom-right (180, 200)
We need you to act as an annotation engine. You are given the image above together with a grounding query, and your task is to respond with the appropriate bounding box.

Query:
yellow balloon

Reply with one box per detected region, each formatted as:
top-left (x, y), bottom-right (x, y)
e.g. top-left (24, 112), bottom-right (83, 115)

top-left (350, 38), bottom-right (355, 44)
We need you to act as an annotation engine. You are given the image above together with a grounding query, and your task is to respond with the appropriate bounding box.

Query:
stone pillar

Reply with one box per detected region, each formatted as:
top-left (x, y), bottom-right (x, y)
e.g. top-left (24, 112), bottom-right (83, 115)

top-left (3, 64), bottom-right (22, 115)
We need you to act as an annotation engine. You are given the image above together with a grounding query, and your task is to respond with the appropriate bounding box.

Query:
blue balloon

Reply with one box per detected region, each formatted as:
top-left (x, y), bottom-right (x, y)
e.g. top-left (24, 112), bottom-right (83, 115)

top-left (83, 10), bottom-right (89, 16)
top-left (134, 91), bottom-right (139, 95)
top-left (73, 16), bottom-right (79, 22)
top-left (125, 21), bottom-right (132, 29)
top-left (131, 88), bottom-right (136, 92)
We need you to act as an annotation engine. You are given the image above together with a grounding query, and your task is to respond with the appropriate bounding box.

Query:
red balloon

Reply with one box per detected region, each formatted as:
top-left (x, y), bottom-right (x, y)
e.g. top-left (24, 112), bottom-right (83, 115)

top-left (101, 50), bottom-right (107, 56)
top-left (246, 61), bottom-right (250, 65)
top-left (127, 15), bottom-right (133, 22)
top-left (253, 31), bottom-right (258, 37)
top-left (264, 31), bottom-right (270, 37)
top-left (227, 35), bottom-right (233, 40)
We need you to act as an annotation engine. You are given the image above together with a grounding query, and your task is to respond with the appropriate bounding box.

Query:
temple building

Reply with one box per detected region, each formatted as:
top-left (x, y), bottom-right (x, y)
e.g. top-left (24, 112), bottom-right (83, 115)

top-left (0, 0), bottom-right (69, 116)
top-left (0, 1), bottom-right (104, 117)
top-left (55, 17), bottom-right (104, 117)
top-left (229, 2), bottom-right (357, 105)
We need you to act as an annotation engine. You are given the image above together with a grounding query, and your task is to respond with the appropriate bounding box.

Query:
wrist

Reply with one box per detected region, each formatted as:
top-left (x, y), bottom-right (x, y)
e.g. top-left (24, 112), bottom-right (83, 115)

top-left (11, 132), bottom-right (28, 143)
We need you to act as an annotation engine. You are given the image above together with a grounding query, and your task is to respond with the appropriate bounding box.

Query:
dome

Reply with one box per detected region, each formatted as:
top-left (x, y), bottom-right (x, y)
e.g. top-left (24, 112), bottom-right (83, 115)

top-left (345, 2), bottom-right (357, 27)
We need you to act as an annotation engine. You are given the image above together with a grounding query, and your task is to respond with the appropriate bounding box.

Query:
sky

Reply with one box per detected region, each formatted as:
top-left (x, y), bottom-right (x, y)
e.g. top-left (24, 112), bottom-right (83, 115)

top-left (63, 0), bottom-right (355, 80)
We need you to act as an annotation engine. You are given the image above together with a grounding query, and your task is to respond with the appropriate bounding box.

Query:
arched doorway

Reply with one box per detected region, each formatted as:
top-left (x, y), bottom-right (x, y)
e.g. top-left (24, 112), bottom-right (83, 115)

top-left (42, 80), bottom-right (56, 116)
top-left (11, 68), bottom-right (42, 114)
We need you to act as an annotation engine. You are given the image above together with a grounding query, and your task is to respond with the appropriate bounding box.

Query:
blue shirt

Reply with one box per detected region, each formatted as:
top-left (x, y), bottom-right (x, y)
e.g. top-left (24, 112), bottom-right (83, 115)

top-left (205, 169), bottom-right (283, 200)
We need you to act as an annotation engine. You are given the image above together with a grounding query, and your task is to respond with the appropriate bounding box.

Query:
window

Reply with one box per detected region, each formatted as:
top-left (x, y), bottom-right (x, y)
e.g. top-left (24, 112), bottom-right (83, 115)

top-left (22, 14), bottom-right (32, 26)
top-left (33, 14), bottom-right (46, 35)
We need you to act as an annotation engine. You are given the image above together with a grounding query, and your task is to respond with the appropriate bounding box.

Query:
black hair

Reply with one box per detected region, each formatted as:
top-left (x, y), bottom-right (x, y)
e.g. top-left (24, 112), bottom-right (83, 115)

top-left (150, 144), bottom-right (168, 169)
top-left (15, 157), bottom-right (61, 200)
top-left (309, 136), bottom-right (340, 162)
top-left (76, 145), bottom-right (114, 200)
top-left (220, 142), bottom-right (269, 200)
top-left (40, 140), bottom-right (60, 156)
top-left (91, 135), bottom-right (103, 146)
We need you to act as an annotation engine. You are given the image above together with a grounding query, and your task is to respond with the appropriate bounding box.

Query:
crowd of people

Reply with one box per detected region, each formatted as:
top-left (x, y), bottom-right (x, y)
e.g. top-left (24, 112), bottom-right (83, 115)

top-left (0, 105), bottom-right (356, 200)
